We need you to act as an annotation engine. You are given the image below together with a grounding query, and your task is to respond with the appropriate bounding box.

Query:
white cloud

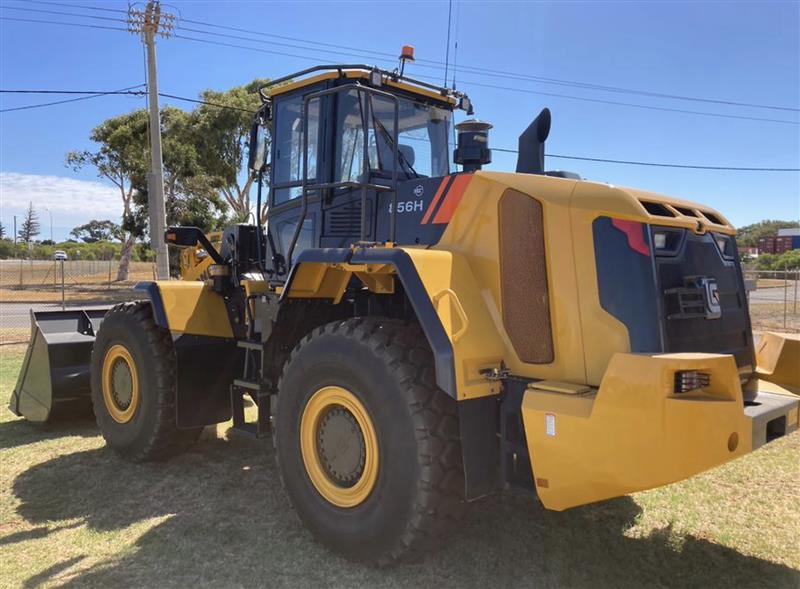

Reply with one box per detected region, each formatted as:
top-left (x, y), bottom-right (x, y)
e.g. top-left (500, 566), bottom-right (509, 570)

top-left (0, 172), bottom-right (123, 239)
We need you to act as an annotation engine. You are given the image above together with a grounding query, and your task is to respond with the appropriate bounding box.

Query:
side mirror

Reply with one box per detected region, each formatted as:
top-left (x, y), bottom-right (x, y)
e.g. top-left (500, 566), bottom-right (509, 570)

top-left (248, 122), bottom-right (268, 173)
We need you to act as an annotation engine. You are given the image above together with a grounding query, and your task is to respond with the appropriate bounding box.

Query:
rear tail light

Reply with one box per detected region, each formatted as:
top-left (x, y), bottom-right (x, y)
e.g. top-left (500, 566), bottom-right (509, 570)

top-left (674, 370), bottom-right (711, 393)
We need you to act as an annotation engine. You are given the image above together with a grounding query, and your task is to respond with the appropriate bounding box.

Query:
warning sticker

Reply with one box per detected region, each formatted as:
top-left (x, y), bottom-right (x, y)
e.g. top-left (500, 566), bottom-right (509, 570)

top-left (545, 412), bottom-right (556, 437)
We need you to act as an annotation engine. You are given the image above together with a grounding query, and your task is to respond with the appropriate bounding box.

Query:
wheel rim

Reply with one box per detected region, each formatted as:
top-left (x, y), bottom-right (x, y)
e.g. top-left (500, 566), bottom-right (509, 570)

top-left (300, 386), bottom-right (379, 508)
top-left (101, 344), bottom-right (140, 424)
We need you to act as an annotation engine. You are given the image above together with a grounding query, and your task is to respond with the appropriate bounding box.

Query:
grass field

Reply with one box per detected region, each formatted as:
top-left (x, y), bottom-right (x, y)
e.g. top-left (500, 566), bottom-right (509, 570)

top-left (0, 345), bottom-right (798, 588)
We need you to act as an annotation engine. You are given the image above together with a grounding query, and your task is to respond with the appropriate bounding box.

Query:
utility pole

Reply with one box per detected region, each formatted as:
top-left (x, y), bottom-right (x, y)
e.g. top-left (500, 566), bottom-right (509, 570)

top-left (43, 207), bottom-right (53, 242)
top-left (13, 215), bottom-right (17, 245)
top-left (128, 1), bottom-right (174, 279)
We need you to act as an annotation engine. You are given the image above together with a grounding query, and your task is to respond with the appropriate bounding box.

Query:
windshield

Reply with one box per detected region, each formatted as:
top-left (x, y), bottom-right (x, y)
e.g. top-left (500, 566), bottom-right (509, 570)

top-left (335, 88), bottom-right (452, 183)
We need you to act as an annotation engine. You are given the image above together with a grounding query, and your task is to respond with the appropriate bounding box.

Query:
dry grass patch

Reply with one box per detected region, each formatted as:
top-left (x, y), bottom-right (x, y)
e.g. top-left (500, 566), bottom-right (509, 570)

top-left (0, 345), bottom-right (798, 588)
top-left (749, 303), bottom-right (800, 332)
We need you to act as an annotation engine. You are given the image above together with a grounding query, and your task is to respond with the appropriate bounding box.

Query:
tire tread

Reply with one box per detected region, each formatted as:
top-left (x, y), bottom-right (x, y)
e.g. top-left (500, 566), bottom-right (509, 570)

top-left (275, 316), bottom-right (467, 565)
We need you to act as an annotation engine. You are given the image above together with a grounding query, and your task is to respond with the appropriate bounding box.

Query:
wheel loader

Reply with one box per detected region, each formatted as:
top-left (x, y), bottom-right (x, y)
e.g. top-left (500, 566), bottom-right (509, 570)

top-left (9, 59), bottom-right (800, 565)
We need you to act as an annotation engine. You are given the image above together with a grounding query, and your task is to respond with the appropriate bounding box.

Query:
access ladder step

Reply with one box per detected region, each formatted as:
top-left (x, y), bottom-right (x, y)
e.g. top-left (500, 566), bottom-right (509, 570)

top-left (230, 385), bottom-right (271, 438)
top-left (237, 340), bottom-right (264, 351)
top-left (233, 379), bottom-right (260, 391)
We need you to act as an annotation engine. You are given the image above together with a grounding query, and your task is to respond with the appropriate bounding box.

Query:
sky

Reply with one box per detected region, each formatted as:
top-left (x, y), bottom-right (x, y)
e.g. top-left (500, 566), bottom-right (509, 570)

top-left (1, 0), bottom-right (798, 241)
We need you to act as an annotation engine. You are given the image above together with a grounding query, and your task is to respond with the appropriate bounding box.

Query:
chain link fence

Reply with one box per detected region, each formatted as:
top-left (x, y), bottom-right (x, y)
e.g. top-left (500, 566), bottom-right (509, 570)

top-left (0, 259), bottom-right (155, 344)
top-left (1, 262), bottom-right (797, 345)
top-left (744, 269), bottom-right (800, 333)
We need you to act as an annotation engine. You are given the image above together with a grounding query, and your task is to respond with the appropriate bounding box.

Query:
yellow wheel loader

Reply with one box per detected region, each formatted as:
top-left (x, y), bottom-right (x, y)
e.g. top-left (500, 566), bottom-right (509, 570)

top-left (10, 60), bottom-right (799, 565)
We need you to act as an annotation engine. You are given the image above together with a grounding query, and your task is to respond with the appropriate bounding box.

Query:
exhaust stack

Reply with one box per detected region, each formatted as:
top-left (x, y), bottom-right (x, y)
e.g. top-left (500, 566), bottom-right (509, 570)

top-left (516, 108), bottom-right (551, 175)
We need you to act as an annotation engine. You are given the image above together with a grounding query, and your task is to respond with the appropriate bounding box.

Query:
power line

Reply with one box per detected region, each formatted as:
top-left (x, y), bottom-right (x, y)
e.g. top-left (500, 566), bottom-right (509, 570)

top-left (0, 89), bottom-right (143, 95)
top-left (0, 88), bottom-right (796, 172)
top-left (0, 15), bottom-right (127, 31)
top-left (1, 5), bottom-right (129, 24)
top-left (175, 15), bottom-right (798, 114)
top-left (493, 147), bottom-right (800, 172)
top-left (5, 6), bottom-right (798, 115)
top-left (0, 87), bottom-right (254, 113)
top-left (158, 92), bottom-right (255, 113)
top-left (414, 73), bottom-right (799, 126)
top-left (4, 10), bottom-right (797, 124)
top-left (0, 85), bottom-right (145, 113)
top-left (24, 0), bottom-right (128, 14)
top-left (171, 33), bottom-right (798, 126)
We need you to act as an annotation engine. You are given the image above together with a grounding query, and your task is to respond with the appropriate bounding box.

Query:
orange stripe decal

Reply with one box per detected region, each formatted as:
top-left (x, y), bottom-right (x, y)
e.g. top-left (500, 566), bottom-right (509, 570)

top-left (421, 176), bottom-right (450, 225)
top-left (432, 174), bottom-right (473, 224)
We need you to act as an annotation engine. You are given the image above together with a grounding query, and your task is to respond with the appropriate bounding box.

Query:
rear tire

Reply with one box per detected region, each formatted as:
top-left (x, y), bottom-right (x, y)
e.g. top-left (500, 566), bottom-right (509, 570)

top-left (90, 301), bottom-right (202, 461)
top-left (274, 317), bottom-right (466, 565)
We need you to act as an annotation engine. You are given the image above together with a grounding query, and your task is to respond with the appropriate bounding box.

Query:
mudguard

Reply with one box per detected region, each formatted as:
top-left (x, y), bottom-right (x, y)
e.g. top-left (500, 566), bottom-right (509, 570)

top-left (283, 247), bottom-right (461, 397)
top-left (134, 282), bottom-right (241, 428)
top-left (282, 247), bottom-right (506, 400)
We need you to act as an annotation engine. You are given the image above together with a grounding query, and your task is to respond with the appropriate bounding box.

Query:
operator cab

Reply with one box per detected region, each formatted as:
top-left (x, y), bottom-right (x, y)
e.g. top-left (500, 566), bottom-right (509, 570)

top-left (248, 63), bottom-right (475, 280)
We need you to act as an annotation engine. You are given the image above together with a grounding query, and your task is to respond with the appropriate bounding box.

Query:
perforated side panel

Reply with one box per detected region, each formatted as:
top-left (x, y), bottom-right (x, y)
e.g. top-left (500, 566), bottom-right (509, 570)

top-left (498, 189), bottom-right (554, 363)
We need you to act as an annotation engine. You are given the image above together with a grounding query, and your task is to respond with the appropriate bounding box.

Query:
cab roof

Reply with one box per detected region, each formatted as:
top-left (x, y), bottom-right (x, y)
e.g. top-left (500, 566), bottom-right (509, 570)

top-left (260, 65), bottom-right (463, 107)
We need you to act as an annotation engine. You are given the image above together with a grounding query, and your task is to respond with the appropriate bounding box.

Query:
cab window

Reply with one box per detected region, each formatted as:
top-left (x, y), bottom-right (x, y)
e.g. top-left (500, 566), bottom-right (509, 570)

top-left (272, 94), bottom-right (320, 205)
top-left (334, 89), bottom-right (452, 183)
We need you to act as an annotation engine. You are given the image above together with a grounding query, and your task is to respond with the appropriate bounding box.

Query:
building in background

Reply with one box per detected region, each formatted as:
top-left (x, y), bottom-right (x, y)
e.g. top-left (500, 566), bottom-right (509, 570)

top-left (758, 229), bottom-right (800, 255)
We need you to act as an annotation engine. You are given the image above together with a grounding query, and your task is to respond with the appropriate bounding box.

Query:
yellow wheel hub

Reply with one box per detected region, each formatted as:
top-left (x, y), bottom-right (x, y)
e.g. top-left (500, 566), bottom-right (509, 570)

top-left (300, 386), bottom-right (379, 508)
top-left (101, 344), bottom-right (140, 424)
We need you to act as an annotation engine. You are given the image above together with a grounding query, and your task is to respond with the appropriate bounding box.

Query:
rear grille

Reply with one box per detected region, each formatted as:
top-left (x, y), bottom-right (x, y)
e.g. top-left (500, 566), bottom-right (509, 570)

top-left (655, 232), bottom-right (754, 368)
top-left (640, 201), bottom-right (675, 217)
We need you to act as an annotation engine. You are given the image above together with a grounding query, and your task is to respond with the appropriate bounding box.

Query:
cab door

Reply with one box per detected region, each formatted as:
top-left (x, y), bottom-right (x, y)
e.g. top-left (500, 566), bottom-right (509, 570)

top-left (267, 84), bottom-right (330, 270)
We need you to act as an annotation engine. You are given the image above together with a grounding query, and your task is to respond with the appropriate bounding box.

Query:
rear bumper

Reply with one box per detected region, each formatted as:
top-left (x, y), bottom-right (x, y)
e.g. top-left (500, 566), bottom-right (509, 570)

top-left (522, 352), bottom-right (799, 511)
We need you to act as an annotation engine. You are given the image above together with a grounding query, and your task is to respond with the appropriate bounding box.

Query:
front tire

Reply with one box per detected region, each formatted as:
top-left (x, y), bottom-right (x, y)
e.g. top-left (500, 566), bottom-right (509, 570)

top-left (90, 301), bottom-right (202, 461)
top-left (275, 317), bottom-right (466, 565)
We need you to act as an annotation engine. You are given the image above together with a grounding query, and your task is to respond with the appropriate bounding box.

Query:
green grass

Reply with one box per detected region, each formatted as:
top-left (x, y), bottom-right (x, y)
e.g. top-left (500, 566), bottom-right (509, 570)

top-left (0, 344), bottom-right (798, 588)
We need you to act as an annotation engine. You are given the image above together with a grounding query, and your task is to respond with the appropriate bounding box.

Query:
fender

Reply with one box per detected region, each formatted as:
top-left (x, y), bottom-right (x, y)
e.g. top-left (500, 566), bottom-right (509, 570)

top-left (282, 248), bottom-right (458, 398)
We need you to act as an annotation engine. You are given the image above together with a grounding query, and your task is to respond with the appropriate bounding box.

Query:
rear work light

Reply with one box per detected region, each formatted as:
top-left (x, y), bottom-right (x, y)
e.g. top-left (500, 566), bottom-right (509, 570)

top-left (713, 232), bottom-right (736, 261)
top-left (674, 370), bottom-right (711, 394)
top-left (652, 227), bottom-right (685, 256)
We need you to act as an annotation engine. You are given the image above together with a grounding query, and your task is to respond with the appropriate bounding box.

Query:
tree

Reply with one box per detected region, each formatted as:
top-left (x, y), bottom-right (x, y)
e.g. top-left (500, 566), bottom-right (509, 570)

top-left (193, 78), bottom-right (270, 220)
top-left (70, 219), bottom-right (122, 243)
top-left (736, 220), bottom-right (800, 248)
top-left (128, 106), bottom-right (230, 237)
top-left (18, 201), bottom-right (40, 243)
top-left (0, 221), bottom-right (5, 239)
top-left (66, 110), bottom-right (149, 280)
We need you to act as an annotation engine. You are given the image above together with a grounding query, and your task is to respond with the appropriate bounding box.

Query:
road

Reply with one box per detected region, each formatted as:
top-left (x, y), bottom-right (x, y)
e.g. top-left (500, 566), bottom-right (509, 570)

top-left (749, 285), bottom-right (799, 305)
top-left (0, 301), bottom-right (111, 329)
